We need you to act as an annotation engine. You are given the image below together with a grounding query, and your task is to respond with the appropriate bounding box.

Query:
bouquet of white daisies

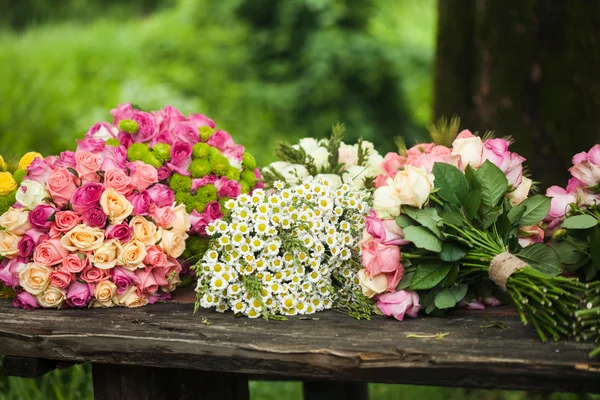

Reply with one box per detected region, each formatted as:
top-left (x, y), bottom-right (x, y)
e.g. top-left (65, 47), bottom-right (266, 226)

top-left (193, 177), bottom-right (374, 319)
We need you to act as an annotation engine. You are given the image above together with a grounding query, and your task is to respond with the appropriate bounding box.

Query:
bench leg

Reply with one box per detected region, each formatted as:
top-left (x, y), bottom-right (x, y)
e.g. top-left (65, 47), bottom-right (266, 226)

top-left (303, 381), bottom-right (369, 400)
top-left (92, 364), bottom-right (249, 400)
top-left (2, 356), bottom-right (59, 378)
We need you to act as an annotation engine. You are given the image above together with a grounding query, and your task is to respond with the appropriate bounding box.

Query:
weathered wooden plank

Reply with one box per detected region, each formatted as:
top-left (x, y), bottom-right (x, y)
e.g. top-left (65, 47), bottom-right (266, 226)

top-left (93, 364), bottom-right (249, 400)
top-left (3, 356), bottom-right (58, 378)
top-left (0, 299), bottom-right (598, 393)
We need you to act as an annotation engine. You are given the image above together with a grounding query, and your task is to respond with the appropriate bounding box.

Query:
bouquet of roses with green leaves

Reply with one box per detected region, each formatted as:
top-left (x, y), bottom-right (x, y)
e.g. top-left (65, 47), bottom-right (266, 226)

top-left (361, 119), bottom-right (585, 342)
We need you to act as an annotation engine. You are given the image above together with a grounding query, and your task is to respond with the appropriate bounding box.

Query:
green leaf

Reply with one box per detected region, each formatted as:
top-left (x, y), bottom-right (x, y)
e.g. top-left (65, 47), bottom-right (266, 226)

top-left (397, 272), bottom-right (413, 290)
top-left (562, 215), bottom-right (599, 230)
top-left (477, 160), bottom-right (508, 207)
top-left (552, 239), bottom-right (587, 265)
top-left (403, 226), bottom-right (443, 252)
top-left (590, 226), bottom-right (600, 267)
top-left (439, 242), bottom-right (467, 262)
top-left (452, 284), bottom-right (469, 302)
top-left (441, 211), bottom-right (463, 227)
top-left (404, 207), bottom-right (442, 238)
top-left (507, 204), bottom-right (527, 225)
top-left (442, 263), bottom-right (460, 287)
top-left (409, 263), bottom-right (452, 290)
top-left (518, 195), bottom-right (551, 226)
top-left (517, 243), bottom-right (562, 276)
top-left (465, 164), bottom-right (481, 191)
top-left (395, 215), bottom-right (415, 229)
top-left (435, 289), bottom-right (457, 309)
top-left (432, 162), bottom-right (469, 206)
top-left (481, 206), bottom-right (502, 229)
top-left (465, 189), bottom-right (481, 221)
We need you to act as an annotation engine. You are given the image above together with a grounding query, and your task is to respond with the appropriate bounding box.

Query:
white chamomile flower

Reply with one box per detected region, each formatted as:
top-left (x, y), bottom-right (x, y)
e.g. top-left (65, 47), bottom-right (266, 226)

top-left (224, 199), bottom-right (237, 210)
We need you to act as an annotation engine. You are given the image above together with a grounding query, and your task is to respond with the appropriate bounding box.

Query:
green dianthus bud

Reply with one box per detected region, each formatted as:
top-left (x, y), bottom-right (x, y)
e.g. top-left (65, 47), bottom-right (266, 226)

top-left (143, 153), bottom-right (163, 169)
top-left (0, 190), bottom-right (17, 215)
top-left (552, 229), bottom-right (568, 241)
top-left (119, 119), bottom-right (139, 134)
top-left (192, 143), bottom-right (211, 160)
top-left (241, 169), bottom-right (257, 186)
top-left (210, 153), bottom-right (230, 176)
top-left (182, 236), bottom-right (210, 260)
top-left (153, 143), bottom-right (172, 162)
top-left (199, 126), bottom-right (215, 142)
top-left (106, 138), bottom-right (121, 148)
top-left (12, 169), bottom-right (26, 185)
top-left (242, 152), bottom-right (257, 170)
top-left (127, 143), bottom-right (150, 162)
top-left (175, 192), bottom-right (195, 214)
top-left (196, 184), bottom-right (217, 202)
top-left (193, 201), bottom-right (207, 213)
top-left (190, 159), bottom-right (212, 178)
top-left (240, 181), bottom-right (251, 194)
top-left (169, 173), bottom-right (192, 194)
top-left (225, 167), bottom-right (241, 181)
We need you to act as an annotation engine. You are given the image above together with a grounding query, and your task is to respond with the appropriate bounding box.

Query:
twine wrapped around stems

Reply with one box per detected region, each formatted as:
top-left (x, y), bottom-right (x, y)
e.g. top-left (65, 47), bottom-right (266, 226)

top-left (489, 252), bottom-right (527, 291)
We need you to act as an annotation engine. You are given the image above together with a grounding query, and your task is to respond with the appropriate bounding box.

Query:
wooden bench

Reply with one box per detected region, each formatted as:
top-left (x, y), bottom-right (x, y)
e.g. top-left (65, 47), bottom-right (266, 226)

top-left (0, 291), bottom-right (598, 399)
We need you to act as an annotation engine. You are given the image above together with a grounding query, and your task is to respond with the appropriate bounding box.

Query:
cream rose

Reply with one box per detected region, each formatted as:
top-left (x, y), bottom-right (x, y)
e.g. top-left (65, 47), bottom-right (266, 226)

top-left (506, 176), bottom-right (532, 205)
top-left (93, 280), bottom-right (117, 307)
top-left (36, 285), bottom-right (66, 308)
top-left (366, 152), bottom-right (384, 178)
top-left (451, 130), bottom-right (483, 168)
top-left (344, 165), bottom-right (368, 189)
top-left (130, 216), bottom-right (159, 246)
top-left (393, 165), bottom-right (435, 208)
top-left (338, 142), bottom-right (359, 169)
top-left (310, 147), bottom-right (330, 170)
top-left (19, 263), bottom-right (51, 295)
top-left (119, 240), bottom-right (147, 270)
top-left (358, 270), bottom-right (388, 298)
top-left (61, 224), bottom-right (105, 252)
top-left (0, 207), bottom-right (32, 235)
top-left (113, 285), bottom-right (148, 308)
top-left (316, 174), bottom-right (343, 189)
top-left (373, 185), bottom-right (402, 220)
top-left (170, 204), bottom-right (191, 236)
top-left (158, 229), bottom-right (186, 258)
top-left (0, 231), bottom-right (21, 257)
top-left (268, 162), bottom-right (309, 186)
top-left (100, 188), bottom-right (134, 225)
top-left (16, 180), bottom-right (50, 210)
top-left (92, 239), bottom-right (121, 270)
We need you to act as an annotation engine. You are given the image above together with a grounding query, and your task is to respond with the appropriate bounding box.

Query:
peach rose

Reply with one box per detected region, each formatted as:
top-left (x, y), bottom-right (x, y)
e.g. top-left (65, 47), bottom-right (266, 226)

top-left (113, 285), bottom-right (148, 308)
top-left (54, 211), bottom-right (82, 233)
top-left (93, 280), bottom-right (117, 307)
top-left (75, 151), bottom-right (101, 182)
top-left (0, 207), bottom-right (32, 235)
top-left (100, 189), bottom-right (134, 225)
top-left (171, 204), bottom-right (191, 235)
top-left (150, 205), bottom-right (177, 229)
top-left (129, 161), bottom-right (158, 192)
top-left (129, 216), bottom-right (158, 246)
top-left (19, 263), bottom-right (51, 295)
top-left (61, 254), bottom-right (88, 274)
top-left (36, 285), bottom-right (66, 308)
top-left (358, 269), bottom-right (388, 298)
top-left (118, 240), bottom-right (147, 270)
top-left (61, 224), bottom-right (105, 252)
top-left (92, 239), bottom-right (121, 270)
top-left (49, 269), bottom-right (73, 289)
top-left (143, 245), bottom-right (168, 268)
top-left (157, 229), bottom-right (186, 258)
top-left (104, 169), bottom-right (133, 196)
top-left (0, 231), bottom-right (21, 257)
top-left (34, 238), bottom-right (68, 267)
top-left (393, 165), bottom-right (435, 208)
top-left (46, 168), bottom-right (78, 207)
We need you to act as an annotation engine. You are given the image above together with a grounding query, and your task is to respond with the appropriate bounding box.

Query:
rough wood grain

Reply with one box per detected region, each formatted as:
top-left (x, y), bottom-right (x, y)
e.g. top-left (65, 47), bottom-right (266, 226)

top-left (0, 299), bottom-right (598, 393)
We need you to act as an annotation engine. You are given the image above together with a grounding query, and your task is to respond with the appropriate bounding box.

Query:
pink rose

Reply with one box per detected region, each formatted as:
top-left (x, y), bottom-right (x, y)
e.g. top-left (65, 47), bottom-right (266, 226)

top-left (192, 175), bottom-right (218, 193)
top-left (135, 268), bottom-right (159, 295)
top-left (81, 207), bottom-right (108, 228)
top-left (375, 152), bottom-right (406, 188)
top-left (144, 246), bottom-right (167, 268)
top-left (205, 201), bottom-right (223, 220)
top-left (459, 299), bottom-right (485, 310)
top-left (376, 290), bottom-right (421, 321)
top-left (128, 161), bottom-right (158, 192)
top-left (131, 111), bottom-right (158, 143)
top-left (361, 234), bottom-right (404, 291)
top-left (406, 143), bottom-right (436, 157)
top-left (47, 168), bottom-right (78, 208)
top-left (23, 228), bottom-right (48, 245)
top-left (365, 210), bottom-right (409, 246)
top-left (110, 103), bottom-right (134, 125)
top-left (66, 281), bottom-right (93, 308)
top-left (518, 225), bottom-right (545, 247)
top-left (112, 266), bottom-right (139, 294)
top-left (166, 142), bottom-right (193, 176)
top-left (49, 270), bottom-right (73, 289)
top-left (189, 211), bottom-right (213, 236)
top-left (546, 186), bottom-right (577, 219)
top-left (569, 145), bottom-right (600, 186)
top-left (25, 157), bottom-right (52, 183)
top-left (28, 204), bottom-right (56, 231)
top-left (100, 145), bottom-right (128, 172)
top-left (118, 132), bottom-right (134, 149)
top-left (207, 131), bottom-right (244, 164)
top-left (104, 169), bottom-right (133, 195)
top-left (146, 184), bottom-right (175, 208)
top-left (481, 139), bottom-right (525, 188)
top-left (33, 238), bottom-right (68, 267)
top-left (0, 257), bottom-right (27, 288)
top-left (127, 191), bottom-right (152, 216)
top-left (13, 292), bottom-right (40, 310)
top-left (76, 138), bottom-right (106, 155)
top-left (54, 211), bottom-right (81, 233)
top-left (188, 113), bottom-right (216, 129)
top-left (405, 145), bottom-right (461, 173)
top-left (157, 165), bottom-right (173, 181)
top-left (105, 223), bottom-right (133, 242)
top-left (153, 105), bottom-right (187, 133)
top-left (17, 235), bottom-right (36, 258)
top-left (75, 151), bottom-right (102, 182)
top-left (85, 122), bottom-right (118, 140)
top-left (71, 183), bottom-right (104, 213)
top-left (172, 122), bottom-right (200, 146)
top-left (215, 177), bottom-right (241, 198)
top-left (150, 205), bottom-right (177, 229)
top-left (59, 151), bottom-right (77, 169)
top-left (147, 291), bottom-right (172, 304)
top-left (61, 254), bottom-right (88, 274)
top-left (80, 265), bottom-right (108, 284)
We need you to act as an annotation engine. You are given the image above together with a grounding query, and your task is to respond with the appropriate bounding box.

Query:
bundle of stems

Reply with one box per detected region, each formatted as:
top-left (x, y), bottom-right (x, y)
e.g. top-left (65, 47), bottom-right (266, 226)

top-left (574, 281), bottom-right (600, 357)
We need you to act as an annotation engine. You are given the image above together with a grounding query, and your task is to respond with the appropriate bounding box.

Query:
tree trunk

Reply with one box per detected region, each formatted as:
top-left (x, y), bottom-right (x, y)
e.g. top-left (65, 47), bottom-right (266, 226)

top-left (434, 0), bottom-right (600, 189)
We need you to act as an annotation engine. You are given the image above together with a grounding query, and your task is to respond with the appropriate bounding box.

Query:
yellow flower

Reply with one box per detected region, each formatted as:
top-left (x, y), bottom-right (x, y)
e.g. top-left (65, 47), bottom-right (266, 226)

top-left (0, 172), bottom-right (17, 196)
top-left (0, 155), bottom-right (6, 171)
top-left (18, 152), bottom-right (43, 170)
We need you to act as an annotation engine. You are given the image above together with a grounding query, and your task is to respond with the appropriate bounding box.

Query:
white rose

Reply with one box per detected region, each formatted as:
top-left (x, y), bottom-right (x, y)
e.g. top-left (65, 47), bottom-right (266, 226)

top-left (338, 142), bottom-right (359, 169)
top-left (373, 185), bottom-right (402, 220)
top-left (451, 132), bottom-right (483, 168)
top-left (393, 165), bottom-right (435, 208)
top-left (93, 125), bottom-right (119, 141)
top-left (310, 147), bottom-right (330, 170)
top-left (506, 176), bottom-right (532, 205)
top-left (344, 166), bottom-right (368, 189)
top-left (269, 162), bottom-right (310, 186)
top-left (316, 174), bottom-right (343, 189)
top-left (298, 138), bottom-right (320, 154)
top-left (16, 180), bottom-right (49, 210)
top-left (366, 152), bottom-right (384, 178)
top-left (358, 270), bottom-right (388, 298)
top-left (19, 263), bottom-right (51, 295)
top-left (36, 285), bottom-right (66, 308)
top-left (0, 207), bottom-right (32, 235)
top-left (92, 239), bottom-right (121, 270)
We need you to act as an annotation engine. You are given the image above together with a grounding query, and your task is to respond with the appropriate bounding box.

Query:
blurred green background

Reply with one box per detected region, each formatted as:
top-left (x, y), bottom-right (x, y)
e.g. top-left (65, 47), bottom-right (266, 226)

top-left (0, 1), bottom-right (596, 399)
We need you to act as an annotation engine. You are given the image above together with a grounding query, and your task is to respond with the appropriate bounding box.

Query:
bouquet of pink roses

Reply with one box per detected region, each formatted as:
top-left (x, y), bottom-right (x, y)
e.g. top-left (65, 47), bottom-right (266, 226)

top-left (87, 104), bottom-right (262, 264)
top-left (0, 139), bottom-right (190, 309)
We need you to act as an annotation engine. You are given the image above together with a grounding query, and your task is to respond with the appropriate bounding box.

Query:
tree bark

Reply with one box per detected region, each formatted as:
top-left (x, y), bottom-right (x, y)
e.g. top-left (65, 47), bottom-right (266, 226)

top-left (434, 0), bottom-right (600, 189)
